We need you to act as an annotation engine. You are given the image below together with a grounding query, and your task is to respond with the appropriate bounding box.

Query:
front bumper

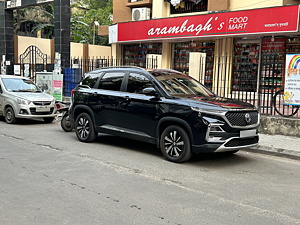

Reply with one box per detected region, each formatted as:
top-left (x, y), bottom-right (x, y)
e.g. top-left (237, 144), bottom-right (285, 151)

top-left (192, 135), bottom-right (259, 153)
top-left (15, 104), bottom-right (56, 118)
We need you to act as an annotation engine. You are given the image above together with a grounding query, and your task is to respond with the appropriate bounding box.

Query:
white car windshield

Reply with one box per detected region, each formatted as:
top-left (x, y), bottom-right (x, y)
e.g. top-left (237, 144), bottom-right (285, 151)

top-left (2, 78), bottom-right (42, 93)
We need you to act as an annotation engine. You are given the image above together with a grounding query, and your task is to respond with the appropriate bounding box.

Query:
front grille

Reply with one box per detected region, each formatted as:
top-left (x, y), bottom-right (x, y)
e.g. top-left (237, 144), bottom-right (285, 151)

top-left (33, 101), bottom-right (52, 106)
top-left (30, 107), bottom-right (54, 115)
top-left (224, 136), bottom-right (259, 147)
top-left (226, 111), bottom-right (258, 127)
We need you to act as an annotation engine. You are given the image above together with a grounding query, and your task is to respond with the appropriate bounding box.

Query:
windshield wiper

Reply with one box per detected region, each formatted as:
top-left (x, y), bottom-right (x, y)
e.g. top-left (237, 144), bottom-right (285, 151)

top-left (18, 89), bottom-right (37, 92)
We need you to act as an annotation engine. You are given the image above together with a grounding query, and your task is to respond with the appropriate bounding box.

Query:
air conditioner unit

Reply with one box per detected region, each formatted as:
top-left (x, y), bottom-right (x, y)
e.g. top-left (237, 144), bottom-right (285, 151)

top-left (132, 8), bottom-right (150, 21)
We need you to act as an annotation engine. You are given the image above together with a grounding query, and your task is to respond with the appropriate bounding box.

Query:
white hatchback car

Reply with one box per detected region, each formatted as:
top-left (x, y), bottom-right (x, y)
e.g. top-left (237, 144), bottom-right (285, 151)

top-left (0, 75), bottom-right (57, 124)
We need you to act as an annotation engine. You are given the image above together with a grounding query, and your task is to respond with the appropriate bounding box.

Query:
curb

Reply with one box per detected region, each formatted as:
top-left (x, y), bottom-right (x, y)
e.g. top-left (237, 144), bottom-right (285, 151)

top-left (248, 145), bottom-right (300, 160)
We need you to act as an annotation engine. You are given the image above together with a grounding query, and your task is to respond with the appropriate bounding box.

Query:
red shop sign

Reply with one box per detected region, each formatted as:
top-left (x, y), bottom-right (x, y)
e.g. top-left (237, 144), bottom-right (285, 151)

top-left (261, 38), bottom-right (285, 52)
top-left (117, 5), bottom-right (299, 42)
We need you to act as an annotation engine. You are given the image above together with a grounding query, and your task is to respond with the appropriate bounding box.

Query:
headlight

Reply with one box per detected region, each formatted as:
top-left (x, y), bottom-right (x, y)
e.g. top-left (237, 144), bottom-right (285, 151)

top-left (15, 97), bottom-right (31, 105)
top-left (191, 106), bottom-right (226, 115)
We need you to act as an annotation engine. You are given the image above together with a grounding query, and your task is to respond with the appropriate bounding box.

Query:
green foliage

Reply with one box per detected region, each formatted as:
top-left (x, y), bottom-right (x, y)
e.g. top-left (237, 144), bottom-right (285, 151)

top-left (71, 0), bottom-right (112, 45)
top-left (13, 0), bottom-right (112, 45)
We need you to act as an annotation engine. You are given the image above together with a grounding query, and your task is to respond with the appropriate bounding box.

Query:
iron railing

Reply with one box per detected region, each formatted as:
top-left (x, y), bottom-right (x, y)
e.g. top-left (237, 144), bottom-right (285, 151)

top-left (170, 0), bottom-right (208, 14)
top-left (8, 54), bottom-right (299, 118)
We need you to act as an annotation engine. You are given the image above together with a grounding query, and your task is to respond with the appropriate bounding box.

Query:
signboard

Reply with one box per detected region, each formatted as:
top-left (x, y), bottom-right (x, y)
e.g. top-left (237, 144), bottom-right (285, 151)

top-left (36, 72), bottom-right (63, 101)
top-left (115, 5), bottom-right (299, 43)
top-left (6, 0), bottom-right (54, 9)
top-left (54, 52), bottom-right (61, 74)
top-left (284, 54), bottom-right (300, 105)
top-left (14, 64), bottom-right (21, 75)
top-left (52, 73), bottom-right (63, 101)
top-left (36, 72), bottom-right (52, 95)
top-left (1, 55), bottom-right (6, 75)
top-left (24, 64), bottom-right (30, 77)
top-left (262, 38), bottom-right (285, 53)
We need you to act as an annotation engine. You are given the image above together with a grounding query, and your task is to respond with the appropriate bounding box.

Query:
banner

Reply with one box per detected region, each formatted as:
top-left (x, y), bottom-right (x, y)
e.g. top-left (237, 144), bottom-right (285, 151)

top-left (284, 54), bottom-right (300, 105)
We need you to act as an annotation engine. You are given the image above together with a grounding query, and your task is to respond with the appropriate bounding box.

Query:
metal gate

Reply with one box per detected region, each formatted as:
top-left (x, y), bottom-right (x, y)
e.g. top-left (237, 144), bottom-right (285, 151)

top-left (19, 45), bottom-right (49, 81)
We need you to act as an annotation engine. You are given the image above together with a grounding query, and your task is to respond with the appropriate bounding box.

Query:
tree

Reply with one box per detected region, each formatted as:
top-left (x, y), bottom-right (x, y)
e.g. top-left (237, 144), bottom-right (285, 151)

top-left (71, 0), bottom-right (112, 45)
top-left (13, 0), bottom-right (112, 45)
top-left (14, 6), bottom-right (53, 38)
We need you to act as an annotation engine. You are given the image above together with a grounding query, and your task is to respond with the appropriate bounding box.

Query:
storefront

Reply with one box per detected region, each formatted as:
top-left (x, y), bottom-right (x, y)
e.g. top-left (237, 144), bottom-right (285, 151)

top-left (109, 4), bottom-right (300, 95)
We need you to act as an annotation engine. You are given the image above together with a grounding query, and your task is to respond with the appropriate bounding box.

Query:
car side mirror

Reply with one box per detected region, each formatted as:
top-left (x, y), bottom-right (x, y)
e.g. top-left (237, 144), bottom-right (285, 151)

top-left (142, 87), bottom-right (159, 97)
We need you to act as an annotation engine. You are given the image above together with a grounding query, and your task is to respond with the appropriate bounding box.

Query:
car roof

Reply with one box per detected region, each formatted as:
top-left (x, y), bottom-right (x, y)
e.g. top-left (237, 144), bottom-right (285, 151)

top-left (0, 75), bottom-right (30, 79)
top-left (84, 67), bottom-right (181, 76)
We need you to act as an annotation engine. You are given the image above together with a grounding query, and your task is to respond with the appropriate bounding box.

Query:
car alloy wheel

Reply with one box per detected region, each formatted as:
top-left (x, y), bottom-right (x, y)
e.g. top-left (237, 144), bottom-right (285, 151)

top-left (75, 112), bottom-right (97, 142)
top-left (160, 125), bottom-right (192, 163)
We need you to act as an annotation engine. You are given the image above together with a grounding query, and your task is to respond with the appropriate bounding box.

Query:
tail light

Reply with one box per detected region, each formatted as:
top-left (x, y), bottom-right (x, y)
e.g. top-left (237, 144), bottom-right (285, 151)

top-left (71, 89), bottom-right (76, 97)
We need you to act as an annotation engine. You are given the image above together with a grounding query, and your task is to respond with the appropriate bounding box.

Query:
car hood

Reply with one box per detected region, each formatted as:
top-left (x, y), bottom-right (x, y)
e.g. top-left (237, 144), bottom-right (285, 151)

top-left (184, 96), bottom-right (256, 111)
top-left (12, 92), bottom-right (55, 101)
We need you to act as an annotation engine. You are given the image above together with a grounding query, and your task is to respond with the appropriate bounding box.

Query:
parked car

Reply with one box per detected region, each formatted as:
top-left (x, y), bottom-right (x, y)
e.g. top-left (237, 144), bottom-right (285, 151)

top-left (0, 75), bottom-right (57, 124)
top-left (69, 67), bottom-right (259, 163)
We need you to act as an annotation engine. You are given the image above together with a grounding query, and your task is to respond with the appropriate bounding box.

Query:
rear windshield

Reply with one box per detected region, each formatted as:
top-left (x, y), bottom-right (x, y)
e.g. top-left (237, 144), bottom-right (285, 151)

top-left (148, 70), bottom-right (215, 97)
top-left (2, 78), bottom-right (42, 93)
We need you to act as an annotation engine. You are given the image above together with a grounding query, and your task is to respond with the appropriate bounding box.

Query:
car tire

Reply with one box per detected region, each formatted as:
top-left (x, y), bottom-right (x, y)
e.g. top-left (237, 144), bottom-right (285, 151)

top-left (160, 125), bottom-right (192, 163)
top-left (43, 117), bottom-right (54, 123)
top-left (75, 112), bottom-right (97, 142)
top-left (5, 107), bottom-right (17, 124)
top-left (61, 115), bottom-right (73, 132)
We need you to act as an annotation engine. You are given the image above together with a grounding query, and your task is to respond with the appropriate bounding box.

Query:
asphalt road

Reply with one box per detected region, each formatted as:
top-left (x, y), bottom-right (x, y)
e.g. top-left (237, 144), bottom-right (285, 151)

top-left (1, 118), bottom-right (300, 225)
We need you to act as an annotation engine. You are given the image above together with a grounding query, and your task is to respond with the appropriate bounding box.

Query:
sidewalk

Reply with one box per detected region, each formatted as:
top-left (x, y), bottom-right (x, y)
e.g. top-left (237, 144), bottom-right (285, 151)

top-left (248, 134), bottom-right (300, 159)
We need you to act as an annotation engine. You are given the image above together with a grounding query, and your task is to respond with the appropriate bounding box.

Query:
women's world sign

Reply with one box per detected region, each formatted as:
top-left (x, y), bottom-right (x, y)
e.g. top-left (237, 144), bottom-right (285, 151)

top-left (115, 5), bottom-right (299, 42)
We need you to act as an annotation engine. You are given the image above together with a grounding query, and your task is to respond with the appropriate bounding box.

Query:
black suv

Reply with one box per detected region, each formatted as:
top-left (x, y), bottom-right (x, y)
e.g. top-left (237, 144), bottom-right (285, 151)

top-left (70, 67), bottom-right (259, 163)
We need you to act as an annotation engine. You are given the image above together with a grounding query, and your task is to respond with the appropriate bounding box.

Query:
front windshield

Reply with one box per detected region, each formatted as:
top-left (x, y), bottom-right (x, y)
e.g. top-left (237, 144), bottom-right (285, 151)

top-left (149, 70), bottom-right (215, 97)
top-left (2, 78), bottom-right (42, 93)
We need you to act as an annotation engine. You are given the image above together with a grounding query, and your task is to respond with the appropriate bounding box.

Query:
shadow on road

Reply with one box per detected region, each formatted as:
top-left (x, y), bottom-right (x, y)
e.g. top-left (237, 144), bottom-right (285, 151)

top-left (0, 116), bottom-right (47, 125)
top-left (92, 134), bottom-right (253, 166)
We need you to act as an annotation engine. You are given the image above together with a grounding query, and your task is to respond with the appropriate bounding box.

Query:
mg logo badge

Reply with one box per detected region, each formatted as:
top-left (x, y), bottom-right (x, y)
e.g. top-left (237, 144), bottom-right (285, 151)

top-left (245, 113), bottom-right (251, 124)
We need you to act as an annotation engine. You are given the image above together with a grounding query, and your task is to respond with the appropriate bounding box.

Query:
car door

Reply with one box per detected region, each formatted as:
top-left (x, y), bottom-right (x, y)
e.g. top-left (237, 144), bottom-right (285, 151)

top-left (118, 72), bottom-right (161, 140)
top-left (88, 71), bottom-right (126, 129)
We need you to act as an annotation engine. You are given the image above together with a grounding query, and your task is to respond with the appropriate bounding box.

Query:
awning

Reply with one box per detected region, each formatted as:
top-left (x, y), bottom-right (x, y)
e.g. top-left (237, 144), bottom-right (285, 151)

top-left (109, 5), bottom-right (300, 44)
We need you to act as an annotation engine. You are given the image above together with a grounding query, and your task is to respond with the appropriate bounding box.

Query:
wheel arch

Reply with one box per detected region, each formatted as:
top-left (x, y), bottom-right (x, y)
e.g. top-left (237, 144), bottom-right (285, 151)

top-left (72, 105), bottom-right (96, 125)
top-left (4, 103), bottom-right (16, 116)
top-left (157, 117), bottom-right (194, 147)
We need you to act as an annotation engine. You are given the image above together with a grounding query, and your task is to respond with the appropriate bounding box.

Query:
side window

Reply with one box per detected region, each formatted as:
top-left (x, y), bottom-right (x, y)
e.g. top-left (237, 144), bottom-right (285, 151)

top-left (98, 72), bottom-right (125, 91)
top-left (81, 73), bottom-right (100, 88)
top-left (127, 73), bottom-right (154, 94)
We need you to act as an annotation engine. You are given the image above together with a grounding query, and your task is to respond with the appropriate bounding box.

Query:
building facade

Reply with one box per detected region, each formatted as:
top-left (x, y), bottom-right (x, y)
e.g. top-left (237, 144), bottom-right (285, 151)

top-left (106, 0), bottom-right (300, 114)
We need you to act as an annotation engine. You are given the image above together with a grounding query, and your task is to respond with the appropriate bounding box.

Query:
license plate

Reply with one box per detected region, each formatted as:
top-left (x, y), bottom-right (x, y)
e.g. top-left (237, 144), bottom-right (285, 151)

top-left (240, 129), bottom-right (256, 138)
top-left (36, 106), bottom-right (50, 112)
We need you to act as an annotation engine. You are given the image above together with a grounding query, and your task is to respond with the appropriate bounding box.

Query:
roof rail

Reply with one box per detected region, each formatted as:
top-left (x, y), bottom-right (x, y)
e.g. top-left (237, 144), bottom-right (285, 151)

top-left (99, 66), bottom-right (146, 70)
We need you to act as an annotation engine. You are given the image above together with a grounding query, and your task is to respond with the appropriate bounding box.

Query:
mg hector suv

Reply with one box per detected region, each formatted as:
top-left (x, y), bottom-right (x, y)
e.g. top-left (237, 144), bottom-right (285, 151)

top-left (70, 67), bottom-right (259, 163)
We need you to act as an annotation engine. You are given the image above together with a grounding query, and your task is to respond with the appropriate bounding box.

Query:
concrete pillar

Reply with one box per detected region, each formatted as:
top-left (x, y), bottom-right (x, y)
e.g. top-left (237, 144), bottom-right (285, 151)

top-left (54, 0), bottom-right (70, 68)
top-left (152, 0), bottom-right (169, 18)
top-left (161, 42), bottom-right (172, 69)
top-left (212, 38), bottom-right (233, 97)
top-left (0, 2), bottom-right (14, 74)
